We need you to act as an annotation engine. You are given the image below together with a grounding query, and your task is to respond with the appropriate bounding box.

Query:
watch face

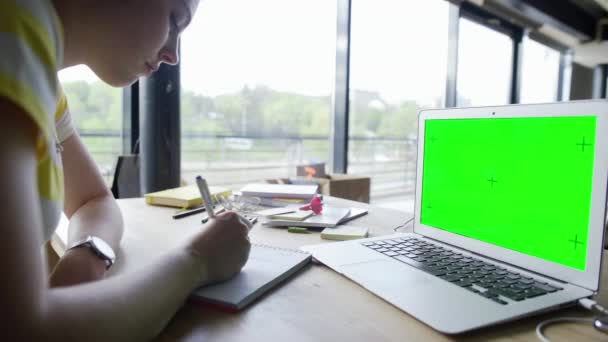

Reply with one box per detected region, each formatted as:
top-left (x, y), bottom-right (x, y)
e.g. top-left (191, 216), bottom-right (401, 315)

top-left (91, 236), bottom-right (116, 260)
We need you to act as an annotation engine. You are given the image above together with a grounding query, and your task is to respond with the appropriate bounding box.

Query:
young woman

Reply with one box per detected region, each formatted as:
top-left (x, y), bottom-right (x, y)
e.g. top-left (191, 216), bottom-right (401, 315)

top-left (0, 0), bottom-right (252, 340)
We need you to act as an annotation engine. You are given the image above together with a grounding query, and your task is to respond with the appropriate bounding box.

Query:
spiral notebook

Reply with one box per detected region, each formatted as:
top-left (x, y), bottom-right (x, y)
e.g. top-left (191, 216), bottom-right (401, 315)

top-left (190, 244), bottom-right (311, 312)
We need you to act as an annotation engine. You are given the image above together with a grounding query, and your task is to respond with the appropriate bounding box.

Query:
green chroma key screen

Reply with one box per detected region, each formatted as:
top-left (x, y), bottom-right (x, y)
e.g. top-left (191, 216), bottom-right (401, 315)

top-left (420, 116), bottom-right (597, 270)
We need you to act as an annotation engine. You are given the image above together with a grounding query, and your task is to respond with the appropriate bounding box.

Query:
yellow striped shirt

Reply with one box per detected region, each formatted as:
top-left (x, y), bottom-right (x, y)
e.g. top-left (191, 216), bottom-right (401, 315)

top-left (0, 0), bottom-right (74, 241)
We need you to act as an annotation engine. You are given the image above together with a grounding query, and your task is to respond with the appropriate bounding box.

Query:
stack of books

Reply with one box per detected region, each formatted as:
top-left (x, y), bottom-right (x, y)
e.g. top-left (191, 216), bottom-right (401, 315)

top-left (239, 183), bottom-right (319, 207)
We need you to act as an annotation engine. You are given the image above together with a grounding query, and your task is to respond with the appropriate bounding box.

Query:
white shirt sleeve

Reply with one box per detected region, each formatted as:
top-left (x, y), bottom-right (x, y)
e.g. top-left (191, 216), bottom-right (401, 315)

top-left (54, 101), bottom-right (76, 143)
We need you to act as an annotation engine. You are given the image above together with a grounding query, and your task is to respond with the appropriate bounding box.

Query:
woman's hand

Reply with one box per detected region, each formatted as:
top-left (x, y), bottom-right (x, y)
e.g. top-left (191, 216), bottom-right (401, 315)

top-left (185, 211), bottom-right (252, 285)
top-left (49, 247), bottom-right (107, 287)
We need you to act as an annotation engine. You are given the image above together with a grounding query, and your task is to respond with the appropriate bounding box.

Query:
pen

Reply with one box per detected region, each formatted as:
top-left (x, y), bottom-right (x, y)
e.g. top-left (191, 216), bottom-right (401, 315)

top-left (202, 207), bottom-right (226, 223)
top-left (196, 176), bottom-right (216, 219)
top-left (172, 206), bottom-right (206, 219)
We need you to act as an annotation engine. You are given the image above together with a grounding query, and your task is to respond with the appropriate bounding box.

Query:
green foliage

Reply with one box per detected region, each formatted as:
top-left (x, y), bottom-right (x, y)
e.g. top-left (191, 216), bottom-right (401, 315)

top-left (60, 80), bottom-right (424, 179)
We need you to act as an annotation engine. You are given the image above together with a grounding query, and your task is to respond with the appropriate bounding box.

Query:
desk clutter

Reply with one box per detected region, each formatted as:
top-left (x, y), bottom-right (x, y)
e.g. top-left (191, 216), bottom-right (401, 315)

top-left (144, 181), bottom-right (371, 241)
top-left (140, 178), bottom-right (372, 313)
top-left (265, 162), bottom-right (371, 203)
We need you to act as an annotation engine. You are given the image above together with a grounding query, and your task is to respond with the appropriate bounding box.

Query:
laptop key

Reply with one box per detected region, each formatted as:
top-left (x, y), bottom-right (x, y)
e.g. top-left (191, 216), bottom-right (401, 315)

top-left (440, 274), bottom-right (463, 282)
top-left (452, 280), bottom-right (473, 288)
top-left (383, 251), bottom-right (399, 257)
top-left (426, 267), bottom-right (448, 276)
top-left (394, 255), bottom-right (426, 269)
top-left (492, 288), bottom-right (525, 301)
top-left (377, 248), bottom-right (389, 253)
top-left (512, 283), bottom-right (532, 291)
top-left (489, 297), bottom-right (508, 305)
top-left (533, 282), bottom-right (561, 292)
top-left (524, 288), bottom-right (547, 298)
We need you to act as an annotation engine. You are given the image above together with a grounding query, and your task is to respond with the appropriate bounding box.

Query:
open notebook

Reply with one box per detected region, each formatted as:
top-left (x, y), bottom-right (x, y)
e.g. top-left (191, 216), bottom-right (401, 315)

top-left (190, 244), bottom-right (311, 312)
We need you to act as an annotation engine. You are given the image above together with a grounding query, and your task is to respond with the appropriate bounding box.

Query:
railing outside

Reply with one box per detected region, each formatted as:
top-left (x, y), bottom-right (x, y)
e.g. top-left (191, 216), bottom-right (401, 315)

top-left (80, 130), bottom-right (417, 202)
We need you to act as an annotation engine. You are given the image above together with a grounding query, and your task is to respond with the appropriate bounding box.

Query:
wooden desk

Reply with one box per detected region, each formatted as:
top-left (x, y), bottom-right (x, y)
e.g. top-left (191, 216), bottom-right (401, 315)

top-left (51, 198), bottom-right (608, 341)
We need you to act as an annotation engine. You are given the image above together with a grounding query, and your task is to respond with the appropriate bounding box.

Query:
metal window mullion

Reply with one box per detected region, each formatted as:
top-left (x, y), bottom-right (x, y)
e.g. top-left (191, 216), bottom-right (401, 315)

top-left (557, 51), bottom-right (574, 101)
top-left (592, 65), bottom-right (608, 99)
top-left (139, 63), bottom-right (181, 193)
top-left (121, 82), bottom-right (139, 154)
top-left (510, 30), bottom-right (524, 104)
top-left (445, 3), bottom-right (459, 108)
top-left (331, 0), bottom-right (351, 174)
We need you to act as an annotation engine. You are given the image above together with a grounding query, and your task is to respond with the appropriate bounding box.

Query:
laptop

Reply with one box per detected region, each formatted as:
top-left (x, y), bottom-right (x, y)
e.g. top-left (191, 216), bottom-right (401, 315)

top-left (302, 100), bottom-right (608, 334)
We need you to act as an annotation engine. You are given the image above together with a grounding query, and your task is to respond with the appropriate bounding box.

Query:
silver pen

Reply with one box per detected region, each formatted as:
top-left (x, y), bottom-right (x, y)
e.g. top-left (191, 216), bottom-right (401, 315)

top-left (196, 176), bottom-right (216, 219)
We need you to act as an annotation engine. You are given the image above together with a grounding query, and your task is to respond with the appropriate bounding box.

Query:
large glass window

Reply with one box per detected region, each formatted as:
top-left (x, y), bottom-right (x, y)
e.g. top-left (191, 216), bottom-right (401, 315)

top-left (180, 0), bottom-right (336, 190)
top-left (520, 38), bottom-right (561, 104)
top-left (58, 65), bottom-right (123, 185)
top-left (456, 18), bottom-right (513, 107)
top-left (349, 0), bottom-right (449, 209)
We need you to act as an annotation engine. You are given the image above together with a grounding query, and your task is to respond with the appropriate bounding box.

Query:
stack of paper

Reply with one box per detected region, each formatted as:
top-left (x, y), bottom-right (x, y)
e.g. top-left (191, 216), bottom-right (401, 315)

top-left (240, 183), bottom-right (318, 200)
top-left (263, 207), bottom-right (351, 228)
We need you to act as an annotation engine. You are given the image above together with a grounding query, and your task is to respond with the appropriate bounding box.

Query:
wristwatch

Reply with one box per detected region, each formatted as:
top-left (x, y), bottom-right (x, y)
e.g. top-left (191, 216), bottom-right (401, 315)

top-left (68, 236), bottom-right (116, 269)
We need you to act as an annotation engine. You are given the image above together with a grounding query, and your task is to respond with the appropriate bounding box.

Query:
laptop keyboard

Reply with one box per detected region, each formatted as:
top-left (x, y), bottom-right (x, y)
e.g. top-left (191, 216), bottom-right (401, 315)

top-left (362, 236), bottom-right (563, 305)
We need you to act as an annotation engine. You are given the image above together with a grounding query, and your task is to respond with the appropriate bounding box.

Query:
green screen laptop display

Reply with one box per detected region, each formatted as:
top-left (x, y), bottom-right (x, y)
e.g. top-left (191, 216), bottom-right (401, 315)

top-left (420, 116), bottom-right (597, 271)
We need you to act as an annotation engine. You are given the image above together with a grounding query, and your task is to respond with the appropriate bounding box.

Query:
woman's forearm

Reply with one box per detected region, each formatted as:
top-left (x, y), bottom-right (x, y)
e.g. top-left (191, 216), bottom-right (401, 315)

top-left (44, 248), bottom-right (205, 342)
top-left (66, 194), bottom-right (124, 251)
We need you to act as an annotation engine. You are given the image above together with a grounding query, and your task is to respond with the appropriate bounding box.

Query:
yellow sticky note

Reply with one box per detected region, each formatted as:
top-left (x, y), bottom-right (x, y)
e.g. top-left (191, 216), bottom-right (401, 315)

top-left (321, 225), bottom-right (369, 241)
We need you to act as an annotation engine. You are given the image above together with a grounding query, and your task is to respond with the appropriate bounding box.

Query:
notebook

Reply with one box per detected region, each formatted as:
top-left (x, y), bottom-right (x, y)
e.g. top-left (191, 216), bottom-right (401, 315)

top-left (338, 208), bottom-right (368, 224)
top-left (240, 183), bottom-right (318, 199)
top-left (321, 225), bottom-right (369, 241)
top-left (190, 244), bottom-right (311, 312)
top-left (268, 210), bottom-right (313, 221)
top-left (145, 184), bottom-right (231, 209)
top-left (263, 207), bottom-right (351, 228)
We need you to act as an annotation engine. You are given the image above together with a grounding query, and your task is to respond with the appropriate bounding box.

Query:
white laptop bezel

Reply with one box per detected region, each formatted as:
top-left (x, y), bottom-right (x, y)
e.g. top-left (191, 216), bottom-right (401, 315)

top-left (414, 101), bottom-right (608, 292)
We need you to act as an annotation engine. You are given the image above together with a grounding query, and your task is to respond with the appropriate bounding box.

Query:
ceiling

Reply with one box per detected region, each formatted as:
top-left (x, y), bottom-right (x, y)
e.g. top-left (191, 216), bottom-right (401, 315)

top-left (454, 0), bottom-right (608, 67)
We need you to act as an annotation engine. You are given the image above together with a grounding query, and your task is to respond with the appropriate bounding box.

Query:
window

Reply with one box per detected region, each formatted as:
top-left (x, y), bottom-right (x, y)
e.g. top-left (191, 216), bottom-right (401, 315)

top-left (520, 38), bottom-right (561, 103)
top-left (180, 0), bottom-right (336, 189)
top-left (456, 18), bottom-right (513, 107)
top-left (349, 0), bottom-right (449, 208)
top-left (58, 65), bottom-right (123, 185)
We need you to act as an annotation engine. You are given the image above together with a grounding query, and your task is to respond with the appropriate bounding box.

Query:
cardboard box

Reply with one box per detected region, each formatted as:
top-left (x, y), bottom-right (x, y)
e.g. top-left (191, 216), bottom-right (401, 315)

top-left (267, 174), bottom-right (371, 203)
top-left (311, 174), bottom-right (370, 203)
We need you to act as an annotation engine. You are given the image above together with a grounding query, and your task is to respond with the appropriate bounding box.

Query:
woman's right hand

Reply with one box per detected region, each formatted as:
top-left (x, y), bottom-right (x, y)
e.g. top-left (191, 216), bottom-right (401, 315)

top-left (184, 211), bottom-right (252, 285)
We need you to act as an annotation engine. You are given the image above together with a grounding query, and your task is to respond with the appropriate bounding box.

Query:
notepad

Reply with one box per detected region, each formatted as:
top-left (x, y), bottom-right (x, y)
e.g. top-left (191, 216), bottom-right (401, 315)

top-left (263, 207), bottom-right (351, 228)
top-left (321, 225), bottom-right (369, 241)
top-left (190, 244), bottom-right (311, 312)
top-left (253, 207), bottom-right (296, 217)
top-left (268, 210), bottom-right (313, 221)
top-left (145, 185), bottom-right (231, 209)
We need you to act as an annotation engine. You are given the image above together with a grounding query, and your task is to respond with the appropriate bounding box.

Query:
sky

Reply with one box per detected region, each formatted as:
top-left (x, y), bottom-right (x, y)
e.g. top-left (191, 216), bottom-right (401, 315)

top-left (58, 0), bottom-right (562, 107)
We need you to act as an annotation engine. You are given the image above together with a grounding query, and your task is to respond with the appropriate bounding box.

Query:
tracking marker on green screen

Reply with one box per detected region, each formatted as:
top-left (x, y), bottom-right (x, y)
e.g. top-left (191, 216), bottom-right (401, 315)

top-left (420, 116), bottom-right (596, 271)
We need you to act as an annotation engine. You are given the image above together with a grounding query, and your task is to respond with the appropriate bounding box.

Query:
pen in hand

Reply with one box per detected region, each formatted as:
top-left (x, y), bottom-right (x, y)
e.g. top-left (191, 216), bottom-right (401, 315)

top-left (196, 176), bottom-right (216, 219)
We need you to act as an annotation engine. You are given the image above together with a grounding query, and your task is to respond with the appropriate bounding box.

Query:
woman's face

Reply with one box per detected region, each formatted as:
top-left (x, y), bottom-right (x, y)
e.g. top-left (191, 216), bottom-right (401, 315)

top-left (87, 0), bottom-right (200, 87)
